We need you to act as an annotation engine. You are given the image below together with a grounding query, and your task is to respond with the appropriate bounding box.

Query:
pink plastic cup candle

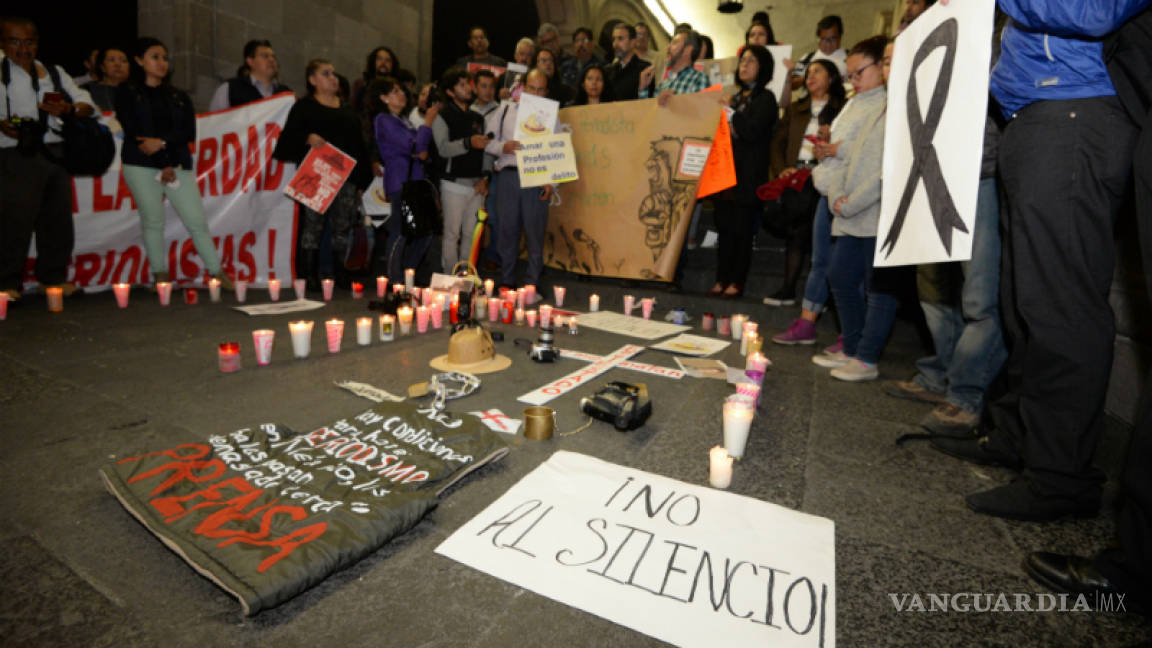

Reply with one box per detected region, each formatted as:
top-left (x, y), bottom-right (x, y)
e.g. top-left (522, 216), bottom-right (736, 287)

top-left (321, 278), bottom-right (334, 301)
top-left (515, 289), bottom-right (525, 310)
top-left (526, 309), bottom-right (537, 328)
top-left (747, 352), bottom-right (769, 373)
top-left (325, 319), bottom-right (344, 353)
top-left (393, 283), bottom-right (404, 294)
top-left (155, 282), bottom-right (171, 307)
top-left (718, 315), bottom-right (731, 336)
top-left (267, 278), bottom-right (281, 301)
top-left (113, 283), bottom-right (130, 308)
top-left (430, 303), bottom-right (443, 329)
top-left (524, 284), bottom-right (536, 305)
top-left (539, 304), bottom-right (552, 327)
top-left (208, 277), bottom-right (221, 302)
top-left (640, 297), bottom-right (654, 320)
top-left (709, 446), bottom-right (734, 489)
top-left (252, 329), bottom-right (275, 365)
top-left (352, 282), bottom-right (364, 299)
top-left (376, 276), bottom-right (388, 297)
top-left (217, 342), bottom-right (241, 373)
top-left (484, 279), bottom-right (494, 297)
top-left (0, 293), bottom-right (8, 320)
top-left (404, 268), bottom-right (415, 292)
top-left (735, 381), bottom-right (762, 409)
top-left (589, 293), bottom-right (599, 312)
top-left (416, 305), bottom-right (430, 333)
top-left (397, 306), bottom-right (413, 335)
top-left (623, 294), bottom-right (635, 316)
top-left (292, 278), bottom-right (306, 300)
top-left (488, 297), bottom-right (500, 322)
top-left (234, 279), bottom-right (248, 303)
top-left (722, 399), bottom-right (754, 458)
top-left (288, 320), bottom-right (313, 358)
top-left (356, 317), bottom-right (372, 346)
top-left (553, 285), bottom-right (565, 307)
top-left (702, 312), bottom-right (715, 331)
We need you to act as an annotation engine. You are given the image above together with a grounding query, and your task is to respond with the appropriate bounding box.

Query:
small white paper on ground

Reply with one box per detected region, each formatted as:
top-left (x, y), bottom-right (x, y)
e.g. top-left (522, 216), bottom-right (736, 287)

top-left (233, 299), bottom-right (327, 316)
top-left (468, 409), bottom-right (523, 435)
top-left (649, 334), bottom-right (730, 357)
top-left (576, 310), bottom-right (689, 340)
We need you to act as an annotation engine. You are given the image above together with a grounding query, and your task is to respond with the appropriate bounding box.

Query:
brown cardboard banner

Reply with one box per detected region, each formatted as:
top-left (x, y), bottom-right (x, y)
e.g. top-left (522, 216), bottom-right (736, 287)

top-left (543, 94), bottom-right (723, 281)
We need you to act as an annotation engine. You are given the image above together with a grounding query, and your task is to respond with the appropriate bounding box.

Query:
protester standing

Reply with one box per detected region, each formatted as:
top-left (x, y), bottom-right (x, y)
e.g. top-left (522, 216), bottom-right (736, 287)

top-left (81, 47), bottom-right (130, 112)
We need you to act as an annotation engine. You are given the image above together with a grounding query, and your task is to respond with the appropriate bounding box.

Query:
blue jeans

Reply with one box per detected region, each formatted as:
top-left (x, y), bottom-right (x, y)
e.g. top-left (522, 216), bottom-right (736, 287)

top-left (385, 192), bottom-right (431, 285)
top-left (828, 235), bottom-right (899, 364)
top-left (913, 177), bottom-right (1007, 413)
top-left (802, 197), bottom-right (833, 312)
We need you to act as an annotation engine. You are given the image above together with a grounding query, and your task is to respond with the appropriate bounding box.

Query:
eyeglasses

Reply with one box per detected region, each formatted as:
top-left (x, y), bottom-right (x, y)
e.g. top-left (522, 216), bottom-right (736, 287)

top-left (819, 36), bottom-right (840, 44)
top-left (846, 61), bottom-right (876, 82)
top-left (3, 38), bottom-right (38, 47)
top-left (574, 37), bottom-right (590, 44)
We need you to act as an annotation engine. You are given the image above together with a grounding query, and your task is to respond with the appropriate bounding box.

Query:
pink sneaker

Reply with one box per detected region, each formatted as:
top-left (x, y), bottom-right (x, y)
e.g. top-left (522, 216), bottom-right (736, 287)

top-left (821, 335), bottom-right (843, 356)
top-left (772, 318), bottom-right (816, 346)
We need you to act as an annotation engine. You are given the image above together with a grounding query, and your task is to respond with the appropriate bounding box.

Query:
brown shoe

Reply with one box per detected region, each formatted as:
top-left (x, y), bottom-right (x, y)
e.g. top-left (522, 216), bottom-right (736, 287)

top-left (882, 379), bottom-right (946, 404)
top-left (921, 403), bottom-right (980, 438)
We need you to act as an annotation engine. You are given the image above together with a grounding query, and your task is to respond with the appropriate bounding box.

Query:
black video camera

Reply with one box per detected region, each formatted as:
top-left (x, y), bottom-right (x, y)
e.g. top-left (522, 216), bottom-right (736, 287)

top-left (10, 117), bottom-right (45, 156)
top-left (580, 381), bottom-right (652, 431)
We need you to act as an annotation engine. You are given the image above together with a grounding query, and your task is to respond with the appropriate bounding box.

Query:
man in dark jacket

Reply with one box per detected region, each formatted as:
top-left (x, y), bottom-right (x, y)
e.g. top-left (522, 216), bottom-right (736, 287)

top-left (606, 23), bottom-right (652, 102)
top-left (208, 40), bottom-right (291, 111)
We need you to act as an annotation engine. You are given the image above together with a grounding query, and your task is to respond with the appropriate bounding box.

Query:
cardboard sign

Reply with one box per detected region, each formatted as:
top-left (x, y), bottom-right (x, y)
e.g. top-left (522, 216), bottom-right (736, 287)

top-left (516, 133), bottom-right (579, 188)
top-left (284, 142), bottom-right (356, 214)
top-left (875, 0), bottom-right (994, 267)
top-left (436, 451), bottom-right (837, 648)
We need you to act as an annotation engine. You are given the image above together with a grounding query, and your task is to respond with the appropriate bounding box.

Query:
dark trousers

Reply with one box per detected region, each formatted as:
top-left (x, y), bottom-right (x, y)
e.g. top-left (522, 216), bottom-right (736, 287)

top-left (495, 168), bottom-right (547, 287)
top-left (1095, 104), bottom-right (1152, 609)
top-left (713, 199), bottom-right (759, 286)
top-left (988, 96), bottom-right (1137, 501)
top-left (383, 191), bottom-right (431, 285)
top-left (0, 146), bottom-right (74, 291)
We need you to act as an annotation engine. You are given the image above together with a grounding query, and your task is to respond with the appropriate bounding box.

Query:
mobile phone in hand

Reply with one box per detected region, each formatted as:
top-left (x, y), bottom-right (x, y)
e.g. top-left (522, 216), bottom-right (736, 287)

top-left (43, 92), bottom-right (64, 103)
top-left (804, 135), bottom-right (822, 144)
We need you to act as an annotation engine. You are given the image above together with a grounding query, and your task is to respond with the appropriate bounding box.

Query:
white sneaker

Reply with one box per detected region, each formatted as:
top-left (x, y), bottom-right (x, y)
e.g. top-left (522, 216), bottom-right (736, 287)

top-left (831, 358), bottom-right (879, 382)
top-left (812, 350), bottom-right (850, 368)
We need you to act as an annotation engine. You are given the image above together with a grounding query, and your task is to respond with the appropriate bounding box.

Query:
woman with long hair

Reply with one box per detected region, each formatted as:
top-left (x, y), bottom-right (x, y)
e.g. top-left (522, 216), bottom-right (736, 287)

top-left (115, 37), bottom-right (231, 289)
top-left (81, 47), bottom-right (130, 112)
top-left (708, 45), bottom-right (778, 299)
top-left (369, 76), bottom-right (441, 285)
top-left (530, 48), bottom-right (573, 106)
top-left (572, 64), bottom-right (613, 105)
top-left (272, 59), bottom-right (372, 290)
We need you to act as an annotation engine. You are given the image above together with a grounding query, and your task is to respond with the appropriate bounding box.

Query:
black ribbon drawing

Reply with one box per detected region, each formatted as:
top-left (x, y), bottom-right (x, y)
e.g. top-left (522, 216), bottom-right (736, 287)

top-left (880, 18), bottom-right (969, 259)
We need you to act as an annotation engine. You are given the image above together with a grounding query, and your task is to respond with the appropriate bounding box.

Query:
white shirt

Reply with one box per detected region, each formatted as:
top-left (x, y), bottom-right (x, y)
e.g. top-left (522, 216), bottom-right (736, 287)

top-left (798, 98), bottom-right (827, 162)
top-left (0, 59), bottom-right (94, 148)
top-left (483, 100), bottom-right (520, 172)
top-left (794, 48), bottom-right (848, 78)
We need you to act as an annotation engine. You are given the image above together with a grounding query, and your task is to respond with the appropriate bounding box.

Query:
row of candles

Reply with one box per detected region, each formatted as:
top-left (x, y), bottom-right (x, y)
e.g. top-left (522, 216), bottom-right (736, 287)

top-left (709, 315), bottom-right (769, 490)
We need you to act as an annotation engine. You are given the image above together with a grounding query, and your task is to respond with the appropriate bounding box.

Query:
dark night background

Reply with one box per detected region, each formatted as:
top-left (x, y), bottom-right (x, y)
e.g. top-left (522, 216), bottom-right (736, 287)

top-left (9, 4), bottom-right (138, 77)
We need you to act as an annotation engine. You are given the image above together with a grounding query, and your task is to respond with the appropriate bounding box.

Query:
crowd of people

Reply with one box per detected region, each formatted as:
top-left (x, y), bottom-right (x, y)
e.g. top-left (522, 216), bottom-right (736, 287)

top-left (1, 0), bottom-right (1150, 612)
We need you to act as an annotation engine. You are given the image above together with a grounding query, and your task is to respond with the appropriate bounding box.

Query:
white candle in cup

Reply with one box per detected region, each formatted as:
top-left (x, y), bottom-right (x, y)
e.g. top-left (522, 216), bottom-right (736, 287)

top-left (553, 285), bottom-right (565, 307)
top-left (515, 307), bottom-right (525, 325)
top-left (289, 320), bottom-right (313, 358)
top-left (207, 277), bottom-right (221, 302)
top-left (356, 317), bottom-right (372, 346)
top-left (731, 314), bottom-right (747, 340)
top-left (568, 316), bottom-right (578, 334)
top-left (234, 279), bottom-right (248, 303)
top-left (267, 278), bottom-right (281, 301)
top-left (709, 446), bottom-right (734, 489)
top-left (155, 282), bottom-right (171, 307)
top-left (623, 294), bottom-right (635, 316)
top-left (321, 278), bottom-right (334, 301)
top-left (113, 282), bottom-right (131, 308)
top-left (404, 268), bottom-right (415, 292)
top-left (252, 329), bottom-right (275, 365)
top-left (722, 400), bottom-right (754, 459)
top-left (540, 304), bottom-right (553, 327)
top-left (293, 278), bottom-right (306, 300)
top-left (589, 293), bottom-right (599, 312)
top-left (526, 309), bottom-right (537, 328)
top-left (640, 297), bottom-right (654, 320)
top-left (484, 279), bottom-right (494, 297)
top-left (325, 319), bottom-right (344, 353)
top-left (397, 306), bottom-right (413, 335)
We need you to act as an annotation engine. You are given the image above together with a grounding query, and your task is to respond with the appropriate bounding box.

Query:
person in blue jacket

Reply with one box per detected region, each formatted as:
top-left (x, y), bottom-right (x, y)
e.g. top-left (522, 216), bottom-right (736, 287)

top-left (933, 0), bottom-right (1151, 523)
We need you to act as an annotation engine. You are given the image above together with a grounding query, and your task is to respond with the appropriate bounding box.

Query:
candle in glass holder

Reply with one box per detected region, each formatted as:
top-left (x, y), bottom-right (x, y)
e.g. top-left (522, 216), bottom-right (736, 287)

top-left (709, 446), bottom-right (734, 489)
top-left (731, 314), bottom-right (748, 340)
top-left (217, 342), bottom-right (241, 373)
top-left (746, 333), bottom-right (763, 356)
top-left (412, 286), bottom-right (423, 303)
top-left (351, 282), bottom-right (364, 299)
top-left (267, 278), bottom-right (281, 301)
top-left (514, 288), bottom-right (525, 310)
top-left (488, 297), bottom-right (500, 322)
top-left (252, 329), bottom-right (275, 365)
top-left (723, 399), bottom-right (755, 458)
top-left (113, 283), bottom-right (131, 308)
top-left (484, 278), bottom-right (494, 297)
top-left (514, 307), bottom-right (525, 325)
top-left (747, 352), bottom-right (769, 373)
top-left (450, 294), bottom-right (460, 324)
top-left (623, 294), bottom-right (635, 316)
top-left (325, 319), bottom-right (344, 353)
top-left (589, 293), bottom-right (599, 312)
top-left (321, 278), bottom-right (334, 301)
top-left (474, 294), bottom-right (487, 315)
top-left (640, 297), bottom-right (654, 320)
top-left (416, 305), bottom-right (430, 333)
top-left (397, 306), bottom-right (413, 335)
top-left (356, 317), bottom-right (372, 345)
top-left (741, 321), bottom-right (759, 354)
top-left (378, 314), bottom-right (395, 341)
top-left (208, 277), bottom-right (221, 302)
top-left (234, 279), bottom-right (248, 303)
top-left (524, 284), bottom-right (536, 305)
top-left (293, 278), bottom-right (306, 300)
top-left (526, 309), bottom-right (537, 328)
top-left (404, 268), bottom-right (415, 292)
top-left (376, 276), bottom-right (388, 297)
top-left (154, 282), bottom-right (171, 307)
top-left (289, 320), bottom-right (313, 358)
top-left (553, 285), bottom-right (566, 307)
top-left (568, 316), bottom-right (578, 335)
top-left (539, 304), bottom-right (553, 327)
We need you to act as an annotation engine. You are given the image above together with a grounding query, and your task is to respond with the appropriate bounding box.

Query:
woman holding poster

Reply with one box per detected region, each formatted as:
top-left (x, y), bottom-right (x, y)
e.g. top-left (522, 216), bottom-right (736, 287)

top-left (707, 46), bottom-right (778, 299)
top-left (273, 59), bottom-right (372, 289)
top-left (116, 37), bottom-right (231, 289)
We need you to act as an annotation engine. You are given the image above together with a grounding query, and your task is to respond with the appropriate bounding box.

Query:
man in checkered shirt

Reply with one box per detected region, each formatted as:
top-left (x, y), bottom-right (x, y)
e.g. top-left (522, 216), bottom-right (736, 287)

top-left (639, 30), bottom-right (708, 104)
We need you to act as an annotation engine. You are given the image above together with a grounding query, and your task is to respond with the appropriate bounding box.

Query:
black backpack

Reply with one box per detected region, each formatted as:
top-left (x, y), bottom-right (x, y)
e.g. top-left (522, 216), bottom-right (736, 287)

top-left (2, 58), bottom-right (116, 176)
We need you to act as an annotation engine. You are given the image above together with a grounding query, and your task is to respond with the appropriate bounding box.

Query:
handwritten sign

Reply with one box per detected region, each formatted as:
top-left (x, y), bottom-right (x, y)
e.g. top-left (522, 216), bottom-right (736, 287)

top-left (515, 132), bottom-right (579, 188)
top-left (436, 451), bottom-right (837, 648)
top-left (515, 93), bottom-right (559, 138)
top-left (576, 310), bottom-right (690, 340)
top-left (559, 348), bottom-right (685, 379)
top-left (676, 140), bottom-right (712, 178)
top-left (649, 333), bottom-right (731, 357)
top-left (284, 142), bottom-right (355, 214)
top-left (517, 345), bottom-right (643, 405)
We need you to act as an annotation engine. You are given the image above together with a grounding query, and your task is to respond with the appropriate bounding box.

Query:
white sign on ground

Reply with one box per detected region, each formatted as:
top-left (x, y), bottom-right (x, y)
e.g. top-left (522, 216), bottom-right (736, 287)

top-left (436, 451), bottom-right (836, 648)
top-left (576, 310), bottom-right (689, 340)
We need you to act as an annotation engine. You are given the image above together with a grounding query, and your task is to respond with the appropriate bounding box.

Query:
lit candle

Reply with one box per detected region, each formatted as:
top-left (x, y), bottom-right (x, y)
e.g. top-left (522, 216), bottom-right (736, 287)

top-left (741, 321), bottom-right (759, 354)
top-left (321, 278), bottom-right (334, 301)
top-left (392, 283), bottom-right (403, 294)
top-left (731, 314), bottom-right (748, 340)
top-left (351, 282), bottom-right (364, 299)
top-left (325, 318), bottom-right (344, 353)
top-left (378, 314), bottom-right (395, 341)
top-left (540, 304), bottom-right (553, 327)
top-left (376, 276), bottom-right (388, 298)
top-left (416, 305), bottom-right (430, 333)
top-left (514, 307), bottom-right (525, 325)
top-left (113, 282), bottom-right (131, 308)
top-left (356, 317), bottom-right (372, 345)
top-left (745, 333), bottom-right (763, 357)
top-left (289, 320), bottom-right (313, 358)
top-left (553, 285), bottom-right (566, 307)
top-left (234, 279), bottom-right (248, 303)
top-left (524, 284), bottom-right (536, 305)
top-left (717, 315), bottom-right (731, 337)
top-left (208, 277), bottom-right (221, 302)
top-left (267, 278), bottom-right (281, 301)
top-left (500, 299), bottom-right (515, 324)
top-left (623, 294), bottom-right (635, 316)
top-left (412, 286), bottom-right (423, 302)
top-left (589, 293), bottom-right (599, 312)
top-left (516, 288), bottom-right (526, 310)
top-left (293, 278), bottom-right (306, 300)
top-left (404, 268), bottom-right (415, 292)
top-left (709, 446), bottom-right (733, 489)
top-left (746, 352), bottom-right (769, 373)
top-left (450, 294), bottom-right (460, 324)
top-left (0, 292), bottom-right (9, 320)
top-left (430, 302), bottom-right (443, 329)
top-left (183, 288), bottom-right (198, 305)
top-left (474, 294), bottom-right (487, 316)
top-left (723, 399), bottom-right (755, 458)
top-left (217, 342), bottom-right (241, 373)
top-left (154, 282), bottom-right (171, 307)
top-left (702, 312), bottom-right (715, 331)
top-left (252, 329), bottom-right (275, 365)
top-left (397, 306), bottom-right (413, 335)
top-left (640, 297), bottom-right (654, 320)
top-left (484, 278), bottom-right (494, 297)
top-left (735, 381), bottom-right (762, 409)
top-left (568, 315), bottom-right (578, 335)
top-left (488, 297), bottom-right (500, 322)
top-left (526, 309), bottom-right (537, 328)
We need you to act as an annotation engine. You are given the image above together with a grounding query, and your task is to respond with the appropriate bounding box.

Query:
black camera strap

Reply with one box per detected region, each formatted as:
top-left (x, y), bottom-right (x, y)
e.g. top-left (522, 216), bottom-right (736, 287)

top-left (2, 57), bottom-right (66, 130)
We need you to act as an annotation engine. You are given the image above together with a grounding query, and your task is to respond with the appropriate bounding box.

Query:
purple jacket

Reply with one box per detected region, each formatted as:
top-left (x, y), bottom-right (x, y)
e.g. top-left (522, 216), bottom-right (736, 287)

top-left (375, 112), bottom-right (432, 196)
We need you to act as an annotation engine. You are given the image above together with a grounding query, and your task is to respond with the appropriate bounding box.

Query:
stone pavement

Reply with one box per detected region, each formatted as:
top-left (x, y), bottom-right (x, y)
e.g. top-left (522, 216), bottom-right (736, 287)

top-left (1, 242), bottom-right (1149, 647)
